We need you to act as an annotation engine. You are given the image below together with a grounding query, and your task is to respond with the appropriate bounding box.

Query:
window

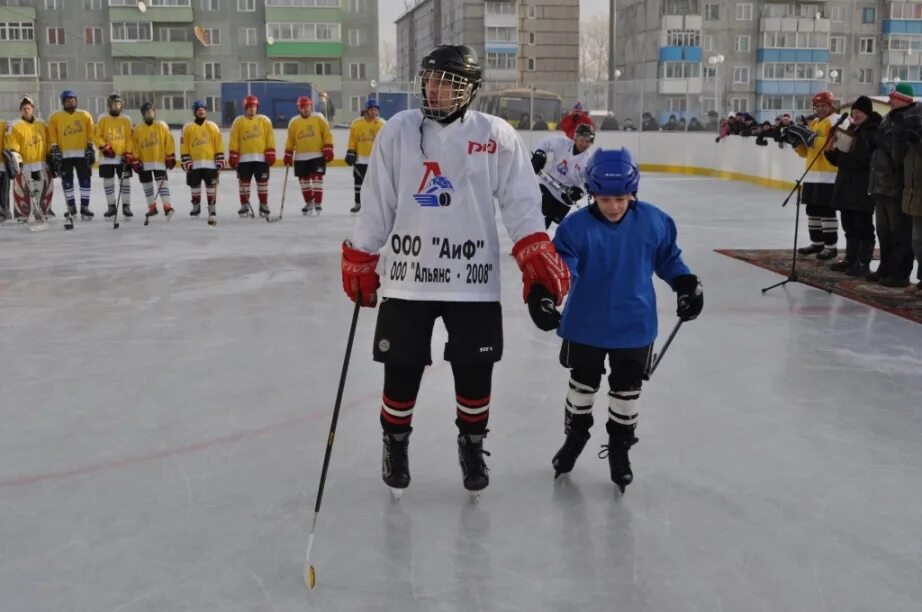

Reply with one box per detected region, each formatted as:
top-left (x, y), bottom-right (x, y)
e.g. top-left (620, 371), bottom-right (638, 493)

top-left (663, 61), bottom-right (700, 78)
top-left (665, 0), bottom-right (699, 14)
top-left (666, 29), bottom-right (700, 47)
top-left (159, 27), bottom-right (189, 42)
top-left (735, 35), bottom-right (750, 53)
top-left (0, 22), bottom-right (34, 40)
top-left (149, 0), bottom-right (192, 5)
top-left (350, 95), bottom-right (362, 113)
top-left (201, 0), bottom-right (219, 8)
top-left (829, 36), bottom-right (845, 54)
top-left (857, 68), bottom-right (873, 84)
top-left (349, 62), bottom-right (366, 80)
top-left (83, 0), bottom-right (101, 8)
top-left (761, 31), bottom-right (827, 49)
top-left (485, 2), bottom-right (515, 14)
top-left (861, 5), bottom-right (876, 23)
top-left (265, 0), bottom-right (339, 4)
top-left (240, 28), bottom-right (257, 46)
top-left (47, 61), bottom-right (67, 80)
top-left (527, 5), bottom-right (536, 18)
top-left (117, 60), bottom-right (153, 75)
top-left (733, 65), bottom-right (749, 84)
top-left (703, 66), bottom-right (716, 81)
top-left (828, 67), bottom-right (842, 84)
top-left (486, 51), bottom-right (516, 70)
top-left (890, 2), bottom-right (922, 19)
top-left (704, 3), bottom-right (720, 20)
top-left (241, 62), bottom-right (258, 79)
top-left (160, 94), bottom-right (186, 110)
top-left (348, 29), bottom-right (365, 46)
top-left (83, 27), bottom-right (103, 45)
top-left (735, 3), bottom-right (752, 20)
top-left (665, 97), bottom-right (687, 112)
top-left (703, 34), bottom-right (714, 51)
top-left (47, 27), bottom-right (65, 45)
top-left (204, 96), bottom-right (219, 112)
top-left (527, 57), bottom-right (535, 71)
top-left (44, 0), bottom-right (59, 8)
top-left (528, 32), bottom-right (536, 45)
top-left (267, 23), bottom-right (342, 42)
top-left (347, 0), bottom-right (366, 10)
top-left (86, 61), bottom-right (105, 79)
top-left (272, 61), bottom-right (299, 76)
top-left (0, 57), bottom-right (37, 76)
top-left (731, 97), bottom-right (748, 113)
top-left (859, 37), bottom-right (874, 54)
top-left (237, 0), bottom-right (255, 10)
top-left (160, 61), bottom-right (188, 75)
top-left (203, 61), bottom-right (221, 79)
top-left (111, 22), bottom-right (153, 42)
top-left (314, 61), bottom-right (333, 75)
top-left (485, 26), bottom-right (516, 42)
top-left (830, 6), bottom-right (845, 21)
top-left (203, 28), bottom-right (220, 45)
top-left (701, 98), bottom-right (716, 113)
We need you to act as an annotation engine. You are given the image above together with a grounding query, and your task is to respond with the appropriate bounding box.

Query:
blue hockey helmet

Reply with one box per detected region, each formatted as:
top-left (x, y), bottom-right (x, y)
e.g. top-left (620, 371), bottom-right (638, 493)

top-left (365, 98), bottom-right (380, 111)
top-left (192, 99), bottom-right (207, 112)
top-left (60, 89), bottom-right (77, 102)
top-left (584, 147), bottom-right (639, 197)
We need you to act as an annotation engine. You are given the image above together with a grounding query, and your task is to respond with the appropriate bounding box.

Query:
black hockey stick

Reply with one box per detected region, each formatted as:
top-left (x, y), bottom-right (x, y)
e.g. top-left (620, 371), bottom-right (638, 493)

top-left (645, 319), bottom-right (683, 380)
top-left (112, 162), bottom-right (127, 230)
top-left (304, 293), bottom-right (362, 590)
top-left (540, 170), bottom-right (582, 208)
top-left (267, 165), bottom-right (289, 223)
top-left (143, 172), bottom-right (169, 226)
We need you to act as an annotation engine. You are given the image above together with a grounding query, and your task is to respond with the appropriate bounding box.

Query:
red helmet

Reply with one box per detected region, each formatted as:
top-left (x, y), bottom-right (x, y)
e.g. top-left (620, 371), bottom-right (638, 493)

top-left (812, 91), bottom-right (834, 107)
top-left (243, 95), bottom-right (259, 110)
top-left (297, 96), bottom-right (313, 110)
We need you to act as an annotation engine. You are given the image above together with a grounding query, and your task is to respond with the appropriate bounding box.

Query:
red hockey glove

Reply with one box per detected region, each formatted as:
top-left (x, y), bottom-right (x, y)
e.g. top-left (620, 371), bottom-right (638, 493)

top-left (283, 150), bottom-right (293, 166)
top-left (181, 154), bottom-right (193, 172)
top-left (229, 151), bottom-right (240, 169)
top-left (101, 143), bottom-right (116, 158)
top-left (165, 153), bottom-right (176, 170)
top-left (322, 144), bottom-right (334, 163)
top-left (132, 160), bottom-right (143, 174)
top-left (215, 152), bottom-right (226, 171)
top-left (122, 152), bottom-right (134, 167)
top-left (512, 232), bottom-right (571, 306)
top-left (341, 240), bottom-right (380, 307)
top-left (264, 148), bottom-right (276, 166)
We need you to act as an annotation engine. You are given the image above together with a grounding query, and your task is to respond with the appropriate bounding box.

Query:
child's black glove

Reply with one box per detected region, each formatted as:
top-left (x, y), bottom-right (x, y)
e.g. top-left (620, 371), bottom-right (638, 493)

top-left (527, 285), bottom-right (561, 331)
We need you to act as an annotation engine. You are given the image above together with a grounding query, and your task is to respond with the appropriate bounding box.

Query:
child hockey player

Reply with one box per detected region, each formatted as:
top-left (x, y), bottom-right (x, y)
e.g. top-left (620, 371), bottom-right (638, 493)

top-left (47, 90), bottom-right (95, 221)
top-left (229, 95), bottom-right (275, 218)
top-left (130, 102), bottom-right (176, 222)
top-left (345, 98), bottom-right (385, 213)
top-left (340, 45), bottom-right (570, 500)
top-left (7, 96), bottom-right (54, 225)
top-left (531, 123), bottom-right (595, 228)
top-left (181, 100), bottom-right (225, 226)
top-left (95, 93), bottom-right (135, 220)
top-left (533, 147), bottom-right (703, 493)
top-left (283, 96), bottom-right (333, 216)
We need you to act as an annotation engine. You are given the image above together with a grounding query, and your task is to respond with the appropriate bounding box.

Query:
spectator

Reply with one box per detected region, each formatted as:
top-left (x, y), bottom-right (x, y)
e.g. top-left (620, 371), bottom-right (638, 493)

top-left (687, 117), bottom-right (705, 132)
top-left (621, 118), bottom-right (636, 131)
top-left (738, 114), bottom-right (756, 137)
top-left (898, 97), bottom-right (922, 292)
top-left (600, 112), bottom-right (619, 131)
top-left (662, 114), bottom-right (680, 131)
top-left (824, 95), bottom-right (881, 277)
top-left (641, 112), bottom-right (660, 131)
top-left (559, 102), bottom-right (594, 139)
top-left (868, 82), bottom-right (920, 286)
top-left (518, 112), bottom-right (531, 131)
top-left (532, 114), bottom-right (549, 131)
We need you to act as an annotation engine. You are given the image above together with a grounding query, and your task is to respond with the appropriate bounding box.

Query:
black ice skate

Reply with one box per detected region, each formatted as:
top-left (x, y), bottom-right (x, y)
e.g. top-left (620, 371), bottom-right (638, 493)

top-left (797, 244), bottom-right (823, 256)
top-left (599, 423), bottom-right (638, 494)
top-left (552, 429), bottom-right (591, 479)
top-left (258, 204), bottom-right (270, 218)
top-left (458, 433), bottom-right (491, 501)
top-left (350, 203), bottom-right (361, 214)
top-left (80, 207), bottom-right (94, 221)
top-left (190, 203), bottom-right (201, 216)
top-left (122, 204), bottom-right (133, 219)
top-left (238, 204), bottom-right (255, 219)
top-left (382, 431), bottom-right (411, 499)
top-left (314, 205), bottom-right (322, 216)
top-left (103, 205), bottom-right (117, 218)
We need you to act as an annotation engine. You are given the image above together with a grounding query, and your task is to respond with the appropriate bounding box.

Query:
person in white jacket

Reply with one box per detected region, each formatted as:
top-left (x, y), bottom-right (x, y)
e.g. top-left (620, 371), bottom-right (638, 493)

top-left (339, 45), bottom-right (571, 499)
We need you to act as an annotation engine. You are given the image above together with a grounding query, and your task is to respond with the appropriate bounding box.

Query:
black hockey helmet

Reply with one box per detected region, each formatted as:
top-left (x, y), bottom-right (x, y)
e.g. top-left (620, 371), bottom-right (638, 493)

top-left (574, 123), bottom-right (595, 143)
top-left (416, 44), bottom-right (482, 122)
top-left (108, 93), bottom-right (123, 114)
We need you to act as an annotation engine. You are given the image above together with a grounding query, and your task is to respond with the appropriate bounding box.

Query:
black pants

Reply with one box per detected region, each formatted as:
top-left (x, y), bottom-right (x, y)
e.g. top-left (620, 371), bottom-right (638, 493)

top-left (840, 210), bottom-right (875, 243)
top-left (540, 184), bottom-right (570, 229)
top-left (874, 195), bottom-right (914, 280)
top-left (801, 182), bottom-right (838, 247)
top-left (352, 163), bottom-right (367, 205)
top-left (0, 171), bottom-right (9, 219)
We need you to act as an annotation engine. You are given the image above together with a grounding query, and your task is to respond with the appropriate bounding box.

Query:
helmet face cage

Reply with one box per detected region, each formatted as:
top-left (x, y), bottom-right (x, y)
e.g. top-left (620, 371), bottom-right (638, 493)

top-left (416, 68), bottom-right (477, 121)
top-left (574, 124), bottom-right (595, 145)
top-left (108, 95), bottom-right (123, 113)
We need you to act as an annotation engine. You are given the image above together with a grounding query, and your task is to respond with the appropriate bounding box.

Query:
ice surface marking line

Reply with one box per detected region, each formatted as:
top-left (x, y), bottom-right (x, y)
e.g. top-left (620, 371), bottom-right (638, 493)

top-left (0, 390), bottom-right (379, 489)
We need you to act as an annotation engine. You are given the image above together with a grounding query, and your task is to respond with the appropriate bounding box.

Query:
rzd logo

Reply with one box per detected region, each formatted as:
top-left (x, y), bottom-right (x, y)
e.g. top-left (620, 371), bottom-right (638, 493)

top-left (413, 161), bottom-right (454, 207)
top-left (467, 139), bottom-right (497, 155)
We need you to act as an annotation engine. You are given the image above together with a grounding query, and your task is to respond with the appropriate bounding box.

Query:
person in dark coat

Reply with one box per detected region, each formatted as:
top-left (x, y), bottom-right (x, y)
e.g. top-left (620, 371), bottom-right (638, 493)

top-left (824, 96), bottom-right (882, 276)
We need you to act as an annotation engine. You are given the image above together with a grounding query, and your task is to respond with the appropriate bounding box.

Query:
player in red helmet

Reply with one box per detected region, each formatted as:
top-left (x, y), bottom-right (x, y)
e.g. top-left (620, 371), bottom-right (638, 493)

top-left (284, 95), bottom-right (333, 216)
top-left (228, 95), bottom-right (276, 218)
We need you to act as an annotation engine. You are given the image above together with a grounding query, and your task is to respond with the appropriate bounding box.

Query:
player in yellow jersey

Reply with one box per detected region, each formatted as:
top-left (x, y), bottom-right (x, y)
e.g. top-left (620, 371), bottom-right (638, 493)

top-left (0, 115), bottom-right (9, 222)
top-left (229, 95), bottom-right (275, 218)
top-left (181, 100), bottom-right (225, 226)
top-left (95, 94), bottom-right (136, 220)
top-left (6, 96), bottom-right (54, 223)
top-left (283, 96), bottom-right (333, 216)
top-left (345, 98), bottom-right (385, 213)
top-left (47, 89), bottom-right (95, 221)
top-left (130, 102), bottom-right (177, 221)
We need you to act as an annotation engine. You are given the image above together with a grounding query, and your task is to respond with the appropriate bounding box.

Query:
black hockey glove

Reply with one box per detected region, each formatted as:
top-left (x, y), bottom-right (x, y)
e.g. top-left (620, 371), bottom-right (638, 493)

top-left (344, 149), bottom-right (357, 166)
top-left (531, 149), bottom-right (547, 174)
top-left (563, 186), bottom-right (583, 206)
top-left (527, 285), bottom-right (562, 331)
top-left (673, 274), bottom-right (703, 322)
top-left (84, 144), bottom-right (96, 167)
top-left (48, 145), bottom-right (63, 178)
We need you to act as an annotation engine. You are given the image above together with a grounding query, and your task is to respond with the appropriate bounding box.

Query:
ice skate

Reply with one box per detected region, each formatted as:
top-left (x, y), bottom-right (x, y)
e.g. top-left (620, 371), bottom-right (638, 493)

top-left (797, 244), bottom-right (823, 256)
top-left (190, 203), bottom-right (201, 216)
top-left (816, 247), bottom-right (837, 261)
top-left (599, 423), bottom-right (638, 494)
top-left (143, 204), bottom-right (158, 226)
top-left (382, 431), bottom-right (410, 499)
top-left (302, 203), bottom-right (315, 216)
top-left (80, 207), bottom-right (94, 221)
top-left (458, 433), bottom-right (490, 499)
top-left (552, 429), bottom-right (591, 479)
top-left (350, 203), bottom-right (361, 214)
top-left (238, 204), bottom-right (251, 218)
top-left (122, 204), bottom-right (133, 219)
top-left (258, 204), bottom-right (270, 218)
top-left (164, 205), bottom-right (174, 221)
top-left (207, 204), bottom-right (217, 227)
top-left (313, 205), bottom-right (322, 217)
top-left (103, 204), bottom-right (117, 219)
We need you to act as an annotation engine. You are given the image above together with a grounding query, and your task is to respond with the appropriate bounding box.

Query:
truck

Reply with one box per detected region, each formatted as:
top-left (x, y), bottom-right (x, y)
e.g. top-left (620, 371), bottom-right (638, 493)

top-left (220, 81), bottom-right (336, 128)
top-left (373, 90), bottom-right (419, 120)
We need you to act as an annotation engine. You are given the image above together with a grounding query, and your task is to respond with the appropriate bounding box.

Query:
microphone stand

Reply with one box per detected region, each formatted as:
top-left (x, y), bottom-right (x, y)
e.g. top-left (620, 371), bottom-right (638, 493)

top-left (762, 114), bottom-right (847, 294)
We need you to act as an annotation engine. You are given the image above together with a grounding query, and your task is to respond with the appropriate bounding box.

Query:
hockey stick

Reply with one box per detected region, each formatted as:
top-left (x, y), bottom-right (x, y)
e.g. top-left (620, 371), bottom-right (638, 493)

top-left (266, 165), bottom-right (289, 223)
top-left (539, 170), bottom-right (582, 208)
top-left (644, 319), bottom-right (683, 380)
top-left (25, 175), bottom-right (48, 233)
top-left (112, 162), bottom-right (127, 230)
top-left (304, 293), bottom-right (362, 590)
top-left (143, 172), bottom-right (169, 226)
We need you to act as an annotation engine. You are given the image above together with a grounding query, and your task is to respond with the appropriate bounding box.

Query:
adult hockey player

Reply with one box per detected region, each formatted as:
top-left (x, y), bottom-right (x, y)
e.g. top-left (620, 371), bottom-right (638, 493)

top-left (229, 95), bottom-right (275, 218)
top-left (181, 100), bottom-right (225, 225)
top-left (6, 96), bottom-right (54, 222)
top-left (0, 116), bottom-right (9, 223)
top-left (340, 45), bottom-right (571, 498)
top-left (531, 123), bottom-right (595, 228)
top-left (47, 90), bottom-right (95, 220)
top-left (95, 93), bottom-right (135, 219)
top-left (131, 102), bottom-right (176, 220)
top-left (791, 90), bottom-right (843, 260)
top-left (283, 96), bottom-right (333, 216)
top-left (345, 98), bottom-right (385, 213)
top-left (535, 147), bottom-right (702, 493)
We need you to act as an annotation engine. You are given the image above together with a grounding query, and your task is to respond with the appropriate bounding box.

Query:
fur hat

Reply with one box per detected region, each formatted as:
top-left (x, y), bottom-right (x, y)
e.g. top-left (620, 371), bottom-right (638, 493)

top-left (851, 95), bottom-right (874, 116)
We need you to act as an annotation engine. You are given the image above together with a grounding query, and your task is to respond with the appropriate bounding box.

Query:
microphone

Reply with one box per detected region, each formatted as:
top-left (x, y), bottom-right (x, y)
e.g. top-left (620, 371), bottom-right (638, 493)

top-left (833, 111), bottom-right (849, 128)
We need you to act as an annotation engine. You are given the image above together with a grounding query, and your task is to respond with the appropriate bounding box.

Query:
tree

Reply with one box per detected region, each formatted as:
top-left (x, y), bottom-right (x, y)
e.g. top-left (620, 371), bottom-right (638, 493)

top-left (380, 38), bottom-right (397, 82)
top-left (579, 14), bottom-right (609, 83)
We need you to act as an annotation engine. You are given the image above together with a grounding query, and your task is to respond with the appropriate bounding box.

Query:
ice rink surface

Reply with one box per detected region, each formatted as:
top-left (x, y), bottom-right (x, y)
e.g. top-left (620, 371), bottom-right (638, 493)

top-left (1, 168), bottom-right (921, 612)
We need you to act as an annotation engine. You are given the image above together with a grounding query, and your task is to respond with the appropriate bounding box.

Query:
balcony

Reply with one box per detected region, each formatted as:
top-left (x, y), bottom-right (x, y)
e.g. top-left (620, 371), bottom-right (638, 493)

top-left (267, 42), bottom-right (344, 58)
top-left (112, 74), bottom-right (195, 91)
top-left (109, 7), bottom-right (193, 22)
top-left (659, 47), bottom-right (702, 62)
top-left (265, 7), bottom-right (341, 22)
top-left (0, 41), bottom-right (38, 58)
top-left (112, 41), bottom-right (193, 59)
top-left (760, 17), bottom-right (830, 32)
top-left (757, 49), bottom-right (830, 63)
top-left (755, 80), bottom-right (824, 95)
top-left (658, 79), bottom-right (703, 95)
top-left (884, 20), bottom-right (922, 34)
top-left (0, 6), bottom-right (35, 20)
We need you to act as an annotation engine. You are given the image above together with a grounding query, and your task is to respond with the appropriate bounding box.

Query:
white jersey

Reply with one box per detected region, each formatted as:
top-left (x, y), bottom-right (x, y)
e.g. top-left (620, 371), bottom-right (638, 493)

top-left (534, 135), bottom-right (592, 203)
top-left (352, 109), bottom-right (546, 302)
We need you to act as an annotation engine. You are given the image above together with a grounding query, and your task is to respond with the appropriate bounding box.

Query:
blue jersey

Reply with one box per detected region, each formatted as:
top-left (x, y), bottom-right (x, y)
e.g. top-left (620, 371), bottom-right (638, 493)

top-left (553, 201), bottom-right (691, 349)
